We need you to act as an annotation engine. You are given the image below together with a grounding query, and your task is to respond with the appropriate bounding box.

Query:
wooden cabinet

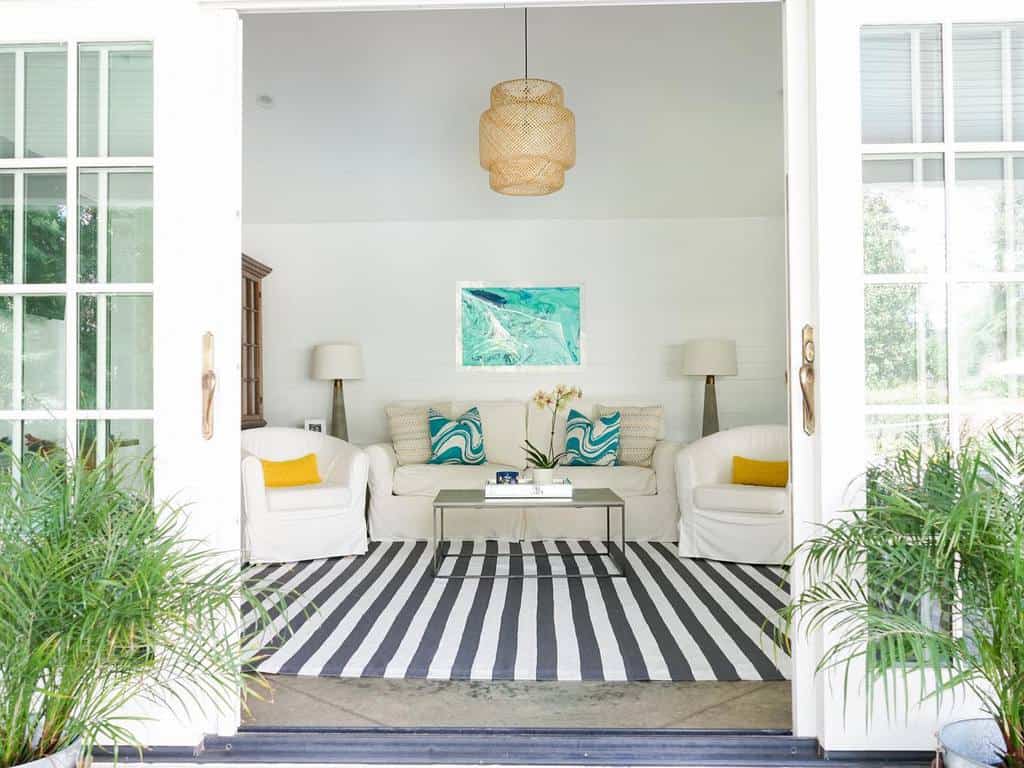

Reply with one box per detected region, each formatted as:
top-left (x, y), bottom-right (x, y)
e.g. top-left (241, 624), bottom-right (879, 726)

top-left (242, 254), bottom-right (272, 429)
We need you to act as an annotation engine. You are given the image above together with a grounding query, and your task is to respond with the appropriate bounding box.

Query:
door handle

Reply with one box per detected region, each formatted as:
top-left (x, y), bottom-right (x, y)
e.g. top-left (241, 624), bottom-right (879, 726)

top-left (202, 332), bottom-right (216, 440)
top-left (799, 324), bottom-right (815, 436)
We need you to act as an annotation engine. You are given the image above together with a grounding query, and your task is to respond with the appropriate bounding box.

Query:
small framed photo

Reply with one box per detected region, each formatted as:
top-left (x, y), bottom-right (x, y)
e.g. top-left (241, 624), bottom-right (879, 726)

top-left (304, 418), bottom-right (326, 434)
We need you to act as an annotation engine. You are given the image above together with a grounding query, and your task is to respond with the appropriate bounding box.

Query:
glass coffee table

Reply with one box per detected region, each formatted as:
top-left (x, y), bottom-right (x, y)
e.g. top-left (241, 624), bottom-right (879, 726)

top-left (431, 487), bottom-right (627, 579)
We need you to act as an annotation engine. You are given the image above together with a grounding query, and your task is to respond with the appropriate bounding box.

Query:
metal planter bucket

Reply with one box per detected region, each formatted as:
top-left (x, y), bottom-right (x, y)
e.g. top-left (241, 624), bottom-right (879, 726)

top-left (940, 719), bottom-right (1005, 768)
top-left (14, 741), bottom-right (82, 768)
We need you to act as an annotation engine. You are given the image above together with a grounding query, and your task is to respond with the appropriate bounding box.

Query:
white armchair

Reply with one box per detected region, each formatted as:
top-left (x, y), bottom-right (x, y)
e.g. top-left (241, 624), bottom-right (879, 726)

top-left (676, 425), bottom-right (790, 565)
top-left (241, 427), bottom-right (369, 563)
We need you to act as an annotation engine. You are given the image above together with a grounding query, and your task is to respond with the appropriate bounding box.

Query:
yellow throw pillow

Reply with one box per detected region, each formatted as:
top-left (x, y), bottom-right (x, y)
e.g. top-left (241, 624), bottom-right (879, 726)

top-left (261, 453), bottom-right (321, 488)
top-left (732, 455), bottom-right (789, 488)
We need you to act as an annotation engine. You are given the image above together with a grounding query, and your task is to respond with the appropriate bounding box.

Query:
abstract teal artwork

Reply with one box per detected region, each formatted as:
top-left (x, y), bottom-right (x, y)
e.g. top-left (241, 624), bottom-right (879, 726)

top-left (458, 285), bottom-right (582, 368)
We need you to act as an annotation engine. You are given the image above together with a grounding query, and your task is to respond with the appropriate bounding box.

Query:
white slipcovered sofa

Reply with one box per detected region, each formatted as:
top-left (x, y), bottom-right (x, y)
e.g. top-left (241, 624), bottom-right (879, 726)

top-left (675, 424), bottom-right (790, 565)
top-left (367, 400), bottom-right (681, 541)
top-left (241, 427), bottom-right (370, 563)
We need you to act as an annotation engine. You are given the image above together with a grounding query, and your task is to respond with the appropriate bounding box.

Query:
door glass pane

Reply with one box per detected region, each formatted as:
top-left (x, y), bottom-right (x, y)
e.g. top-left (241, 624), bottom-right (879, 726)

top-left (108, 48), bottom-right (153, 157)
top-left (23, 419), bottom-right (64, 476)
top-left (108, 172), bottom-right (152, 282)
top-left (866, 413), bottom-right (949, 462)
top-left (0, 173), bottom-right (12, 283)
top-left (865, 283), bottom-right (948, 405)
top-left (78, 171), bottom-right (98, 282)
top-left (956, 282), bottom-right (1024, 404)
top-left (77, 171), bottom-right (152, 283)
top-left (953, 155), bottom-right (1024, 272)
top-left (24, 174), bottom-right (66, 284)
top-left (79, 419), bottom-right (153, 485)
top-left (0, 51), bottom-right (14, 158)
top-left (22, 295), bottom-right (65, 410)
top-left (863, 157), bottom-right (945, 273)
top-left (953, 24), bottom-right (1024, 142)
top-left (24, 50), bottom-right (66, 159)
top-left (861, 25), bottom-right (943, 144)
top-left (0, 421), bottom-right (12, 472)
top-left (1016, 29), bottom-right (1024, 142)
top-left (0, 297), bottom-right (11, 409)
top-left (79, 294), bottom-right (152, 410)
top-left (77, 49), bottom-right (100, 157)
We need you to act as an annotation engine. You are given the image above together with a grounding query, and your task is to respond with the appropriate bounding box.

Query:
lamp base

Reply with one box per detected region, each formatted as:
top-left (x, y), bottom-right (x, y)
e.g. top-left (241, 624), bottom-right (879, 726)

top-left (702, 374), bottom-right (720, 438)
top-left (331, 379), bottom-right (349, 442)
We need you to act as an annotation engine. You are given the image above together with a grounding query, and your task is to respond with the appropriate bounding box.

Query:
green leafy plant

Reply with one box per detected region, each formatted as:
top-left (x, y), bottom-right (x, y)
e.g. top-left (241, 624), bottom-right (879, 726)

top-left (523, 385), bottom-right (582, 469)
top-left (0, 448), bottom-right (274, 768)
top-left (783, 424), bottom-right (1024, 767)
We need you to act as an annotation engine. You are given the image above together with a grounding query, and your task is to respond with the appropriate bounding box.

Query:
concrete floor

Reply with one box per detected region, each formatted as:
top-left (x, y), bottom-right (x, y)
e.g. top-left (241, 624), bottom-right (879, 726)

top-left (243, 676), bottom-right (792, 730)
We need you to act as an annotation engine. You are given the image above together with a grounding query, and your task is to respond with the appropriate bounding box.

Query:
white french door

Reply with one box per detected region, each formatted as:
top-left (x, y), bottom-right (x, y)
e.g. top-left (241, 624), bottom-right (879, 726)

top-left (788, 0), bottom-right (1024, 753)
top-left (1, 0), bottom-right (243, 746)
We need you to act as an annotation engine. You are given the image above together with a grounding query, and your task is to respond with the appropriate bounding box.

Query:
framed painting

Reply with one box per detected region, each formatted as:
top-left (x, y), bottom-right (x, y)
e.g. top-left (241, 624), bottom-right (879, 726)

top-left (456, 284), bottom-right (583, 369)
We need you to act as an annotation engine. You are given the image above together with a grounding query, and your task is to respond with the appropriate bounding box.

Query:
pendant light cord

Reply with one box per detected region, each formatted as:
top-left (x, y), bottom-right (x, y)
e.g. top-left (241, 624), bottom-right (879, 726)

top-left (524, 7), bottom-right (528, 81)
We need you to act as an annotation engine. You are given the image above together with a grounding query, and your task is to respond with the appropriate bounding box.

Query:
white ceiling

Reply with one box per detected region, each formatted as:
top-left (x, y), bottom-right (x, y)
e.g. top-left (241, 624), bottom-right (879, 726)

top-left (242, 3), bottom-right (783, 222)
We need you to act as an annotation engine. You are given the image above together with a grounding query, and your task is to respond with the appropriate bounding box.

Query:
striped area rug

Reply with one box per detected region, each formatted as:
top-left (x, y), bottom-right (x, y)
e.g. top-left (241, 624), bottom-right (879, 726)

top-left (243, 540), bottom-right (790, 682)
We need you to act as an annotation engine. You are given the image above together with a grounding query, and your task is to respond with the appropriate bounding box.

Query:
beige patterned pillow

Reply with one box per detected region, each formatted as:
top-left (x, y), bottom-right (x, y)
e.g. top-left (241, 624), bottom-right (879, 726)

top-left (386, 405), bottom-right (434, 465)
top-left (597, 404), bottom-right (663, 467)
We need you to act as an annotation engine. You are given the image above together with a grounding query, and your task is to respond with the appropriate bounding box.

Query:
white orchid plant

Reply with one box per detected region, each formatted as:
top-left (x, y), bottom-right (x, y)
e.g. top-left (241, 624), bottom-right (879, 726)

top-left (523, 384), bottom-right (582, 469)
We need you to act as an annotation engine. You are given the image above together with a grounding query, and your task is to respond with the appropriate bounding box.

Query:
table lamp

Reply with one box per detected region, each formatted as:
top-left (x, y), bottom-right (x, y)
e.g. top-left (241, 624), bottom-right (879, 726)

top-left (313, 343), bottom-right (364, 441)
top-left (681, 338), bottom-right (737, 437)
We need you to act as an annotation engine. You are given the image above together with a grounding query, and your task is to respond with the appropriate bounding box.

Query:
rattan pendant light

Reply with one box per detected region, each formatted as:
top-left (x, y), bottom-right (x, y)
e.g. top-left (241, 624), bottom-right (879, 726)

top-left (479, 9), bottom-right (575, 196)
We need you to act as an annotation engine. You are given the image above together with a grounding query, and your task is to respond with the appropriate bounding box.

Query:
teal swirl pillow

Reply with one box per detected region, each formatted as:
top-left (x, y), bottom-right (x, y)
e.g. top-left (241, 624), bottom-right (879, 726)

top-left (564, 408), bottom-right (620, 466)
top-left (427, 406), bottom-right (487, 465)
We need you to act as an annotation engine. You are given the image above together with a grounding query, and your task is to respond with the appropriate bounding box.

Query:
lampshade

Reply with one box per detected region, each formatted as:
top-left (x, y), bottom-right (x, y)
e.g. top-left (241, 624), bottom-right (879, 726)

top-left (479, 78), bottom-right (576, 196)
top-left (312, 343), bottom-right (364, 380)
top-left (681, 339), bottom-right (737, 377)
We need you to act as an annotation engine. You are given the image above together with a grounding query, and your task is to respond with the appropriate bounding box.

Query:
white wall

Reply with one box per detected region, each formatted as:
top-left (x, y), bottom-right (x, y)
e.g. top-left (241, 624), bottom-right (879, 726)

top-left (242, 4), bottom-right (786, 445)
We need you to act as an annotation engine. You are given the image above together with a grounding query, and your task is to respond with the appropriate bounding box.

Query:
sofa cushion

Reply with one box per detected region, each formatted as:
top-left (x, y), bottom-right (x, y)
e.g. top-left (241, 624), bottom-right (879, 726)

top-left (386, 404), bottom-right (442, 465)
top-left (564, 408), bottom-right (620, 466)
top-left (452, 400), bottom-right (526, 468)
top-left (428, 407), bottom-right (487, 465)
top-left (693, 483), bottom-right (788, 515)
top-left (598, 404), bottom-right (662, 467)
top-left (558, 465), bottom-right (656, 497)
top-left (393, 462), bottom-right (520, 497)
top-left (267, 482), bottom-right (352, 512)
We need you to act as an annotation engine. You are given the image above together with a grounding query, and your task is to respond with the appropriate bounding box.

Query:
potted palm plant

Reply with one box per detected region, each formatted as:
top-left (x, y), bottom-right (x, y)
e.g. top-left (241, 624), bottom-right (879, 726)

top-left (0, 448), bottom-right (273, 768)
top-left (784, 425), bottom-right (1024, 768)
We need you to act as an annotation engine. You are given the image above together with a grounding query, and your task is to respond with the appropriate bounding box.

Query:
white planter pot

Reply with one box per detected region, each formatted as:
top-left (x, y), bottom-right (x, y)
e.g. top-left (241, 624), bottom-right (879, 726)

top-left (16, 741), bottom-right (82, 768)
top-left (940, 719), bottom-right (1005, 768)
top-left (532, 468), bottom-right (554, 485)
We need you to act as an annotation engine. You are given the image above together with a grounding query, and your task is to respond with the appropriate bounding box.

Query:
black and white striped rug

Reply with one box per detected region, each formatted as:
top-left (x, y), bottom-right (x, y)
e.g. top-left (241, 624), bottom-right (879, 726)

top-left (243, 540), bottom-right (790, 682)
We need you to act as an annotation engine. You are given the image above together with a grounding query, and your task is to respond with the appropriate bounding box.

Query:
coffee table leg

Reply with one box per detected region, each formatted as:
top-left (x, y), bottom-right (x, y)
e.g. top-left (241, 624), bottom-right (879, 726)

top-left (620, 504), bottom-right (627, 577)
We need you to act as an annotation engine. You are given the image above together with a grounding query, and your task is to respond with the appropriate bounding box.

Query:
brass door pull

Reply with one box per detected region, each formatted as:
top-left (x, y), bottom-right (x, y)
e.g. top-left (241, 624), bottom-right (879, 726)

top-left (799, 324), bottom-right (815, 436)
top-left (202, 332), bottom-right (216, 440)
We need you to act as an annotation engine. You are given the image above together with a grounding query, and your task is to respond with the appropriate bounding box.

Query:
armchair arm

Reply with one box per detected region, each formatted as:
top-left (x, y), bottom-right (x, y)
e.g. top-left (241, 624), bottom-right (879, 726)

top-left (366, 442), bottom-right (398, 499)
top-left (322, 439), bottom-right (366, 487)
top-left (323, 441), bottom-right (369, 520)
top-left (241, 455), bottom-right (269, 558)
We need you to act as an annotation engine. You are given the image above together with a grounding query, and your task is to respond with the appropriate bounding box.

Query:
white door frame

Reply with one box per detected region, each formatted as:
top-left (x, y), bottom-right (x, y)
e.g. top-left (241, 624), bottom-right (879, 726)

top-left (214, 0), bottom-right (820, 742)
top-left (1, 0), bottom-right (243, 746)
top-left (801, 0), bottom-right (1023, 754)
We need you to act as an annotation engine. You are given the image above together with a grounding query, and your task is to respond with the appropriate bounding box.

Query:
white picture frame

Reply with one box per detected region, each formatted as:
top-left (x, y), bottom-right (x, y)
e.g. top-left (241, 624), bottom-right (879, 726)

top-left (304, 418), bottom-right (326, 434)
top-left (455, 282), bottom-right (585, 371)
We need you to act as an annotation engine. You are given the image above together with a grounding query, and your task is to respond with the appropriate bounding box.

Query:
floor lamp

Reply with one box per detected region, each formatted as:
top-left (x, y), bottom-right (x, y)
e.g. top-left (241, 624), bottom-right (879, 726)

top-left (682, 339), bottom-right (737, 438)
top-left (313, 343), bottom-right (364, 441)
